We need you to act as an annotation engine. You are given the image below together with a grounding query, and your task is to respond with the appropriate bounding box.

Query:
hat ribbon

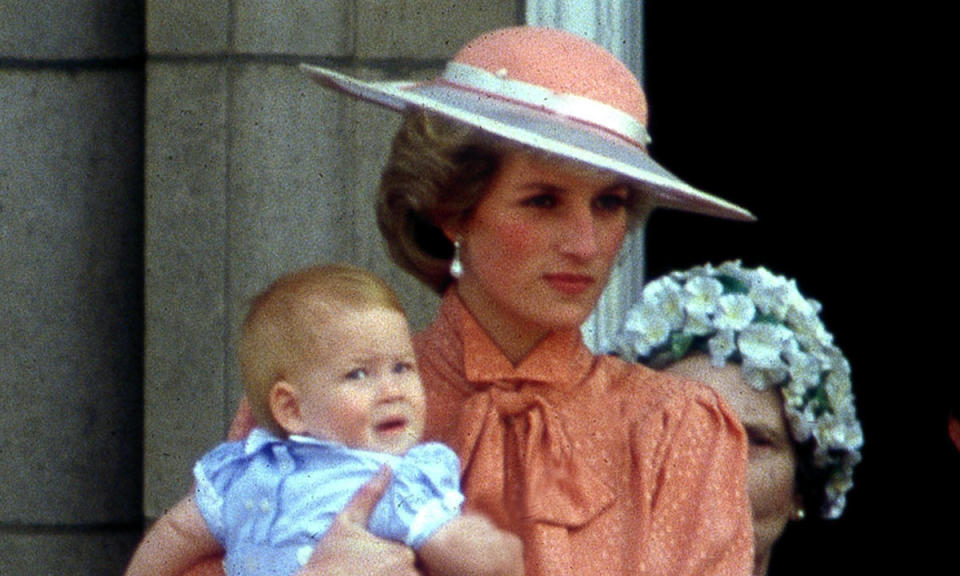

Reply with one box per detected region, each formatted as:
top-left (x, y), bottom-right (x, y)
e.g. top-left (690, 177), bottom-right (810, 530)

top-left (440, 61), bottom-right (651, 148)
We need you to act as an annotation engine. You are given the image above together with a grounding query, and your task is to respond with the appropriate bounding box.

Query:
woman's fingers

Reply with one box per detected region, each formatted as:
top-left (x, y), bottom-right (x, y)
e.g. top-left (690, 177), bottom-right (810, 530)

top-left (339, 465), bottom-right (393, 526)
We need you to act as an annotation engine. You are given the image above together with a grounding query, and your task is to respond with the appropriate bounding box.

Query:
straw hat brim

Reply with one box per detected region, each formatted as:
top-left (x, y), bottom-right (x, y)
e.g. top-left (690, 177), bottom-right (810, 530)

top-left (301, 64), bottom-right (754, 222)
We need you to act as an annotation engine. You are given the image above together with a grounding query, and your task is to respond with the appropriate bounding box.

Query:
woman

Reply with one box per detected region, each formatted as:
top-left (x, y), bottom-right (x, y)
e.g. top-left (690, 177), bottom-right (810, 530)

top-left (177, 26), bottom-right (756, 576)
top-left (613, 261), bottom-right (863, 576)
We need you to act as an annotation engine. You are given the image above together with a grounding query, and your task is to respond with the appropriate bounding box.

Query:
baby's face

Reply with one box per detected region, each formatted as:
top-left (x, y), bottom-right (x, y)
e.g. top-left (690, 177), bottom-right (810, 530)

top-left (290, 307), bottom-right (426, 455)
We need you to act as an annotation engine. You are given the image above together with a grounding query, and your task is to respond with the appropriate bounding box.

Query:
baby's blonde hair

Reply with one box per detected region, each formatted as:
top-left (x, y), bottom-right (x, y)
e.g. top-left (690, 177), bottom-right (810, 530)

top-left (238, 264), bottom-right (405, 435)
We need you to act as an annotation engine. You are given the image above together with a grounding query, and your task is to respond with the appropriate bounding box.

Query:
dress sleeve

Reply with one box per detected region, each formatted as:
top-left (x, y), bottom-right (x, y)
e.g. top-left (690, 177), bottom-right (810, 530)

top-left (192, 440), bottom-right (246, 545)
top-left (632, 385), bottom-right (753, 576)
top-left (369, 442), bottom-right (464, 549)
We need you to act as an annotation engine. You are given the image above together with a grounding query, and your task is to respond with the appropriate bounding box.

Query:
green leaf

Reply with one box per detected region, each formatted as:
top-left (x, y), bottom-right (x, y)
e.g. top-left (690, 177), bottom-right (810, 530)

top-left (671, 333), bottom-right (695, 359)
top-left (717, 274), bottom-right (749, 295)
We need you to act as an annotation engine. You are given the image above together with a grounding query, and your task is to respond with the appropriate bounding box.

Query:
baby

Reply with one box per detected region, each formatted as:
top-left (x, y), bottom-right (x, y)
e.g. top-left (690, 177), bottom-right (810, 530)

top-left (125, 264), bottom-right (522, 576)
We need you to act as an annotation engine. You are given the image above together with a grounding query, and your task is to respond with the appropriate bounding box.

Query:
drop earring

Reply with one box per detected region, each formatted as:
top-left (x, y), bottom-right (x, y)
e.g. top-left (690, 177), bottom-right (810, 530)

top-left (792, 507), bottom-right (806, 521)
top-left (450, 237), bottom-right (463, 279)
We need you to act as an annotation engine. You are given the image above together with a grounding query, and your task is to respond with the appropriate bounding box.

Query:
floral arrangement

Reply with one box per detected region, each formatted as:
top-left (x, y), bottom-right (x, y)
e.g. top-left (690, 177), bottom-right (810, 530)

top-left (612, 261), bottom-right (863, 519)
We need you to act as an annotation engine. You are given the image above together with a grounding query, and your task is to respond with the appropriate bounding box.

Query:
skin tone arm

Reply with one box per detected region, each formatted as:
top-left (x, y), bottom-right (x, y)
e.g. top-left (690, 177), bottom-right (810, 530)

top-left (417, 513), bottom-right (524, 576)
top-left (123, 494), bottom-right (220, 576)
top-left (125, 467), bottom-right (423, 576)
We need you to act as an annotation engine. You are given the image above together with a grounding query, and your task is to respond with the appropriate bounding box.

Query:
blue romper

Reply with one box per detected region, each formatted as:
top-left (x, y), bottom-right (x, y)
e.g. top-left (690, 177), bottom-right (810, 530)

top-left (194, 428), bottom-right (464, 576)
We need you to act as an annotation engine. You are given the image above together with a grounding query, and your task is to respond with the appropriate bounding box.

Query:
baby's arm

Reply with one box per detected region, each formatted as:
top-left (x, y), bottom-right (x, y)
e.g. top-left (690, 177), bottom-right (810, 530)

top-left (124, 494), bottom-right (221, 576)
top-left (417, 513), bottom-right (523, 576)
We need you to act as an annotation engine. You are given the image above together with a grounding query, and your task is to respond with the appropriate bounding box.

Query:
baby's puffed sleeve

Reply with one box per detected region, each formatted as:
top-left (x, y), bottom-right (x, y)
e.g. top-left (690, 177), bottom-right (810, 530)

top-left (370, 443), bottom-right (464, 549)
top-left (192, 441), bottom-right (246, 546)
top-left (632, 387), bottom-right (753, 576)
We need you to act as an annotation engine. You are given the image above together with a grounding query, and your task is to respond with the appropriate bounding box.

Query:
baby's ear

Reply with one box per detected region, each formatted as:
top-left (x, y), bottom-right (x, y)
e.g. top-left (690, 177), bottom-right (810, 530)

top-left (269, 381), bottom-right (303, 435)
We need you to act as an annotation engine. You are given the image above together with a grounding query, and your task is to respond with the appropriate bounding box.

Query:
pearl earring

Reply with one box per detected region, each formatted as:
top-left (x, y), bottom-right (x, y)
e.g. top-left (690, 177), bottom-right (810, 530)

top-left (450, 238), bottom-right (463, 279)
top-left (793, 507), bottom-right (806, 521)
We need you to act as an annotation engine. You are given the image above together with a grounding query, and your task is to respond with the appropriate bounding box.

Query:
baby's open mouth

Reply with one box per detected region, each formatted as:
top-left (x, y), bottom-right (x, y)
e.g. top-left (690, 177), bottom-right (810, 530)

top-left (376, 417), bottom-right (408, 434)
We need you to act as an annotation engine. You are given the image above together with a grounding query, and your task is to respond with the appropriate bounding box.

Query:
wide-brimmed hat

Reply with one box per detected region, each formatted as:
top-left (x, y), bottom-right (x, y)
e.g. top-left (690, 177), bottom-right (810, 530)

top-left (300, 26), bottom-right (754, 221)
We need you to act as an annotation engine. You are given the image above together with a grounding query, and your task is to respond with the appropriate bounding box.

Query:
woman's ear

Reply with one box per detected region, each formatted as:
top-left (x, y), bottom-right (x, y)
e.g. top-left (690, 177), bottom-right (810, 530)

top-left (269, 381), bottom-right (304, 435)
top-left (440, 223), bottom-right (459, 243)
top-left (440, 214), bottom-right (469, 244)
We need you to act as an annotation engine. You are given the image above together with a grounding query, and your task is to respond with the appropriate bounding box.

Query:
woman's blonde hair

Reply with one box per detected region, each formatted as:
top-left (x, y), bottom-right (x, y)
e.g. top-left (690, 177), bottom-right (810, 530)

top-left (377, 110), bottom-right (653, 293)
top-left (238, 264), bottom-right (405, 435)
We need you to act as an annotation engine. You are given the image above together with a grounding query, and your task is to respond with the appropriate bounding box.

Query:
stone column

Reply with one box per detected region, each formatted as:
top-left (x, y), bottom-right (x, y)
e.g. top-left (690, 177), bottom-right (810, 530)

top-left (0, 3), bottom-right (145, 574)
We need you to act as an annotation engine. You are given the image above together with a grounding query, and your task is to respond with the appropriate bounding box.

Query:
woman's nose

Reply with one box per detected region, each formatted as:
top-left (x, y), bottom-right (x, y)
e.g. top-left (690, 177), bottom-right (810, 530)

top-left (558, 206), bottom-right (599, 259)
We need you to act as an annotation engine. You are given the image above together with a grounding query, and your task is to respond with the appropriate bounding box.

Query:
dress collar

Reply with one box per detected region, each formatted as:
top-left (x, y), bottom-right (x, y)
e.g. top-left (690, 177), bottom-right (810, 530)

top-left (439, 291), bottom-right (594, 391)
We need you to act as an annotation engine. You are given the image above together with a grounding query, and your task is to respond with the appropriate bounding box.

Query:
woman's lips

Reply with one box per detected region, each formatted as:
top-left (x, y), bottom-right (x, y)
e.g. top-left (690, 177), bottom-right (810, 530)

top-left (544, 273), bottom-right (594, 295)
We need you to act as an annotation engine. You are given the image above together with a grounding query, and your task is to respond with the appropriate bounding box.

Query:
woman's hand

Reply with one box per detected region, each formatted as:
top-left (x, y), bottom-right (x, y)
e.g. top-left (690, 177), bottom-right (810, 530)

top-left (297, 466), bottom-right (421, 576)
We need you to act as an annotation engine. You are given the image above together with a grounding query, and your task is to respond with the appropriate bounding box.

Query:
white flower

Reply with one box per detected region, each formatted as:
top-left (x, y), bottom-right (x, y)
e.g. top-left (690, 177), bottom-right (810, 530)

top-left (708, 329), bottom-right (737, 365)
top-left (640, 277), bottom-right (685, 329)
top-left (785, 348), bottom-right (822, 390)
top-left (620, 303), bottom-right (671, 357)
top-left (683, 276), bottom-right (723, 317)
top-left (782, 378), bottom-right (808, 408)
top-left (716, 260), bottom-right (750, 284)
top-left (715, 293), bottom-right (756, 331)
top-left (784, 405), bottom-right (814, 442)
top-left (749, 269), bottom-right (792, 320)
top-left (737, 323), bottom-right (792, 371)
top-left (684, 310), bottom-right (715, 336)
top-left (823, 371), bottom-right (853, 407)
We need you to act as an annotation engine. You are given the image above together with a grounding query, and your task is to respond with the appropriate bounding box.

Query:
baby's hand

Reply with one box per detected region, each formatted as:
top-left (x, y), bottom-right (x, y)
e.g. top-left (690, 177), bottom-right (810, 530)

top-left (419, 513), bottom-right (523, 576)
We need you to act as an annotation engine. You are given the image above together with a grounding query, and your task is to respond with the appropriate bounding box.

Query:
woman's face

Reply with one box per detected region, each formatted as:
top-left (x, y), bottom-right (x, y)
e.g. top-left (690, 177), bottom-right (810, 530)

top-left (451, 151), bottom-right (629, 361)
top-left (665, 354), bottom-right (798, 576)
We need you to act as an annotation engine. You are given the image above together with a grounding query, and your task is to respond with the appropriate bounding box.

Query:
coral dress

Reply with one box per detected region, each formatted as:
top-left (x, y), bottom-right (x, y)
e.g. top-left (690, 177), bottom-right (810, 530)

top-left (182, 292), bottom-right (752, 576)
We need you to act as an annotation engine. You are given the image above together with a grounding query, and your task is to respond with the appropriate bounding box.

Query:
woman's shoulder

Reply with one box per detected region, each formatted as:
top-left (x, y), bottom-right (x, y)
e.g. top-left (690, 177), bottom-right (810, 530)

top-left (592, 355), bottom-right (746, 469)
top-left (592, 353), bottom-right (732, 424)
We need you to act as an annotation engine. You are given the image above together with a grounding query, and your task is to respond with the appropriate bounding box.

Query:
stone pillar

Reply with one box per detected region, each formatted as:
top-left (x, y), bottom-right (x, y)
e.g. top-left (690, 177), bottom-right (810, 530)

top-left (143, 0), bottom-right (519, 519)
top-left (0, 3), bottom-right (145, 574)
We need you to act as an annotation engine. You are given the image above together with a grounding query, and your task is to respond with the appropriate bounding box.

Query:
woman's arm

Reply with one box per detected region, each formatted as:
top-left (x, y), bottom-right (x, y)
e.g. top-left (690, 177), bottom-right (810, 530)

top-left (635, 388), bottom-right (754, 576)
top-left (124, 494), bottom-right (221, 576)
top-left (417, 513), bottom-right (524, 576)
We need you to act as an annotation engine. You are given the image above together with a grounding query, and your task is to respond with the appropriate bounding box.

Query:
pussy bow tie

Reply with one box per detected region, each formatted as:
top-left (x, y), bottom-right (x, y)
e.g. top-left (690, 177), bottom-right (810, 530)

top-left (459, 377), bottom-right (615, 529)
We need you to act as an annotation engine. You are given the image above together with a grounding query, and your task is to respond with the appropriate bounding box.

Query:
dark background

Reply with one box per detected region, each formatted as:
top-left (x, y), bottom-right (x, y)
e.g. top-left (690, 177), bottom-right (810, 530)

top-left (643, 6), bottom-right (952, 574)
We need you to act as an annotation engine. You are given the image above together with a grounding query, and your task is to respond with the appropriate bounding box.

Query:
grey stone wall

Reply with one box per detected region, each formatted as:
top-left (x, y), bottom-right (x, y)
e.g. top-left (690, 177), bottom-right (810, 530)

top-left (0, 2), bottom-right (145, 575)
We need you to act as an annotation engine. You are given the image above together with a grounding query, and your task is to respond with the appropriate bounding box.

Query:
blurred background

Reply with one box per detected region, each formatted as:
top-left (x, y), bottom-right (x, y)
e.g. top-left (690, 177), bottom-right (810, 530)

top-left (1, 2), bottom-right (947, 574)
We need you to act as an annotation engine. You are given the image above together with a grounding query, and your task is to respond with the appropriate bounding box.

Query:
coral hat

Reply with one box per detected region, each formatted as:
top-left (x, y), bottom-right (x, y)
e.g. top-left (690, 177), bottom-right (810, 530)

top-left (301, 26), bottom-right (753, 221)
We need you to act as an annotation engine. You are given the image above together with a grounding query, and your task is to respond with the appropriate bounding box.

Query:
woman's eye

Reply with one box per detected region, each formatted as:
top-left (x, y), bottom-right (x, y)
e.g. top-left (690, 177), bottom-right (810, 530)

top-left (594, 192), bottom-right (628, 212)
top-left (393, 361), bottom-right (415, 374)
top-left (522, 193), bottom-right (557, 208)
top-left (746, 428), bottom-right (778, 451)
top-left (345, 368), bottom-right (368, 380)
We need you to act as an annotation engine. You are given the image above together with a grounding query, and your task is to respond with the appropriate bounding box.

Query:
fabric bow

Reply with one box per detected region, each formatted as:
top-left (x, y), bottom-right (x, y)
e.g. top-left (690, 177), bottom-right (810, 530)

top-left (459, 377), bottom-right (616, 529)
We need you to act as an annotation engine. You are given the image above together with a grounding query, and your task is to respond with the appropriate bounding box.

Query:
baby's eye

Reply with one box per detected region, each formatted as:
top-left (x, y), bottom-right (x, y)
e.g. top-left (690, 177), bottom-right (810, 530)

top-left (345, 368), bottom-right (368, 380)
top-left (393, 361), bottom-right (416, 374)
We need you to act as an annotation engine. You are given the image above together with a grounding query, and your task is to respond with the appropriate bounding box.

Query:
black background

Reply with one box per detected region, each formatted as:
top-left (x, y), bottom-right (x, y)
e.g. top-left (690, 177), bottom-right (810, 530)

top-left (642, 6), bottom-right (952, 574)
